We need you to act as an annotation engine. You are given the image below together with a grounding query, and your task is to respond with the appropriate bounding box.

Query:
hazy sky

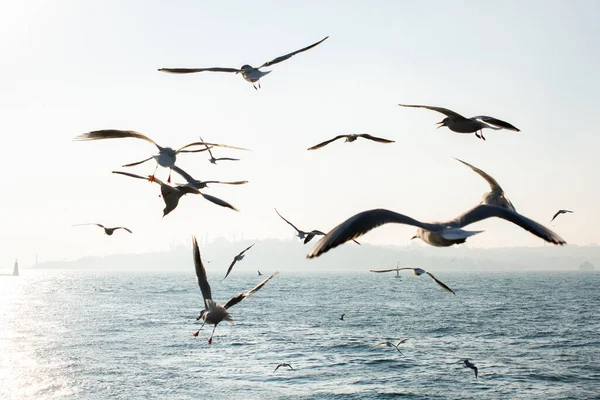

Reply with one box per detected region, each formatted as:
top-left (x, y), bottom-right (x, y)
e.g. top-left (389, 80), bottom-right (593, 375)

top-left (1, 0), bottom-right (599, 268)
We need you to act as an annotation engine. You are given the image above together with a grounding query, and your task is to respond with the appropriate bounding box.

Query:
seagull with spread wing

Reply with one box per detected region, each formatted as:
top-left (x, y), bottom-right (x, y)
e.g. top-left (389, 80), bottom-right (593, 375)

top-left (274, 363), bottom-right (295, 372)
top-left (307, 133), bottom-right (395, 151)
top-left (550, 209), bottom-right (574, 223)
top-left (398, 104), bottom-right (519, 140)
top-left (462, 359), bottom-right (478, 378)
top-left (307, 205), bottom-right (565, 259)
top-left (370, 267), bottom-right (455, 295)
top-left (159, 36), bottom-right (328, 90)
top-left (373, 339), bottom-right (409, 355)
top-left (172, 165), bottom-right (248, 190)
top-left (274, 208), bottom-right (360, 245)
top-left (191, 236), bottom-right (278, 344)
top-left (198, 135), bottom-right (240, 165)
top-left (73, 223), bottom-right (132, 236)
top-left (222, 243), bottom-right (257, 280)
top-left (74, 129), bottom-right (247, 182)
top-left (455, 158), bottom-right (516, 211)
top-left (112, 171), bottom-right (238, 216)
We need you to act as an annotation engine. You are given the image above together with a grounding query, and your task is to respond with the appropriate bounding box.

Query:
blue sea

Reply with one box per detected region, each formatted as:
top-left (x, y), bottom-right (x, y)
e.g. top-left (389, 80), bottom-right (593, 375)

top-left (1, 270), bottom-right (599, 399)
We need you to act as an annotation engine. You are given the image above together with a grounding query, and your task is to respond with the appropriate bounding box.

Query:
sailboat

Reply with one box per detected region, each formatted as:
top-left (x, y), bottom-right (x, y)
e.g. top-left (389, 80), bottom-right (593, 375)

top-left (1, 259), bottom-right (19, 277)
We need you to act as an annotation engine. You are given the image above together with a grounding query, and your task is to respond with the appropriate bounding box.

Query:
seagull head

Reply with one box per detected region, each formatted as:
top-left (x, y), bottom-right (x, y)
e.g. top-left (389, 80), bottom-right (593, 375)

top-left (240, 64), bottom-right (254, 72)
top-left (436, 118), bottom-right (449, 128)
top-left (196, 309), bottom-right (206, 321)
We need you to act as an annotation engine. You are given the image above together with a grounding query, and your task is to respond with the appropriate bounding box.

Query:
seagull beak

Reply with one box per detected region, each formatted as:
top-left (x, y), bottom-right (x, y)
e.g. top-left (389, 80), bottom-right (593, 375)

top-left (436, 120), bottom-right (444, 128)
top-left (410, 235), bottom-right (417, 240)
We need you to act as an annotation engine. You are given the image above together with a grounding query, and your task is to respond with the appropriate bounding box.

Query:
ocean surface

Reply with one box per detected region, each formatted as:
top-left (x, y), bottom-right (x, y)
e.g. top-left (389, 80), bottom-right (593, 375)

top-left (1, 269), bottom-right (599, 399)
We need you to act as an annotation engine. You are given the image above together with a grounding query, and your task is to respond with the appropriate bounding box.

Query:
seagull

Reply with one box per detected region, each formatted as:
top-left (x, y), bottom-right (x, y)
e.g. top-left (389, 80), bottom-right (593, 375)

top-left (550, 209), bottom-right (574, 223)
top-left (370, 267), bottom-right (455, 295)
top-left (257, 270), bottom-right (263, 276)
top-left (307, 204), bottom-right (566, 259)
top-left (159, 36), bottom-right (329, 90)
top-left (74, 130), bottom-right (247, 182)
top-left (339, 314), bottom-right (346, 321)
top-left (222, 243), bottom-right (256, 280)
top-left (398, 104), bottom-right (519, 140)
top-left (112, 171), bottom-right (238, 216)
top-left (307, 134), bottom-right (395, 151)
top-left (462, 359), bottom-right (478, 378)
top-left (275, 208), bottom-right (360, 245)
top-left (73, 223), bottom-right (132, 236)
top-left (274, 363), bottom-right (295, 372)
top-left (456, 158), bottom-right (516, 211)
top-left (199, 135), bottom-right (240, 165)
top-left (172, 165), bottom-right (248, 190)
top-left (191, 236), bottom-right (278, 344)
top-left (373, 339), bottom-right (409, 355)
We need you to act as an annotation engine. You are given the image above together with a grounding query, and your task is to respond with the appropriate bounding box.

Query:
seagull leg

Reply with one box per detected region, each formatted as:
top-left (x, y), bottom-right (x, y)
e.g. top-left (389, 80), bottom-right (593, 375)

top-left (253, 83), bottom-right (258, 90)
top-left (208, 325), bottom-right (217, 344)
top-left (149, 164), bottom-right (159, 182)
top-left (167, 169), bottom-right (172, 183)
top-left (192, 321), bottom-right (206, 337)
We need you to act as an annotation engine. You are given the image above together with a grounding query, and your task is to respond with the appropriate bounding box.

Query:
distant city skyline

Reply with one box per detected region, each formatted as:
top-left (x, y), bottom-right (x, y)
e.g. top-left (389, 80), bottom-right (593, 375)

top-left (1, 1), bottom-right (599, 269)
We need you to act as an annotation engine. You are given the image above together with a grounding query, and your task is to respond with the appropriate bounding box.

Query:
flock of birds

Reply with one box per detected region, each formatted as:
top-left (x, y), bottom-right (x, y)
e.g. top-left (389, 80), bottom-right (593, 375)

top-left (71, 35), bottom-right (575, 379)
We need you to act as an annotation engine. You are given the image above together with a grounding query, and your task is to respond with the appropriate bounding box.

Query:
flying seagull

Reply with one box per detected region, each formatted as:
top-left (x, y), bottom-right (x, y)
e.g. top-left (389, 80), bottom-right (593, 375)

top-left (462, 359), bottom-right (478, 378)
top-left (112, 171), bottom-right (238, 216)
top-left (274, 363), bottom-right (295, 372)
top-left (73, 223), bottom-right (132, 236)
top-left (550, 209), bottom-right (574, 223)
top-left (257, 270), bottom-right (263, 276)
top-left (192, 236), bottom-right (278, 344)
top-left (370, 267), bottom-right (455, 295)
top-left (274, 208), bottom-right (360, 245)
top-left (222, 243), bottom-right (257, 280)
top-left (307, 133), bottom-right (395, 151)
top-left (455, 158), bottom-right (516, 211)
top-left (339, 314), bottom-right (346, 321)
top-left (398, 104), bottom-right (519, 140)
top-left (373, 339), bottom-right (409, 355)
top-left (74, 129), bottom-right (247, 182)
top-left (173, 165), bottom-right (248, 190)
top-left (159, 36), bottom-right (329, 90)
top-left (307, 204), bottom-right (566, 259)
top-left (199, 135), bottom-right (240, 164)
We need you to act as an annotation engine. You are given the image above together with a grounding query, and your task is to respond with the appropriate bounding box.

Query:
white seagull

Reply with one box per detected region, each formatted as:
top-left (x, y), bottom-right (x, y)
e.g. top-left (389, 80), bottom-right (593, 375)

top-left (307, 133), bottom-right (395, 151)
top-left (373, 339), bottom-right (409, 355)
top-left (398, 104), bottom-right (519, 140)
top-left (73, 223), bottom-right (132, 236)
top-left (192, 236), bottom-right (278, 344)
top-left (222, 243), bottom-right (257, 280)
top-left (199, 135), bottom-right (240, 165)
top-left (159, 36), bottom-right (329, 90)
top-left (456, 158), bottom-right (516, 211)
top-left (550, 209), bottom-right (574, 223)
top-left (307, 205), bottom-right (566, 259)
top-left (74, 129), bottom-right (247, 182)
top-left (275, 208), bottom-right (360, 245)
top-left (112, 171), bottom-right (238, 216)
top-left (370, 267), bottom-right (456, 295)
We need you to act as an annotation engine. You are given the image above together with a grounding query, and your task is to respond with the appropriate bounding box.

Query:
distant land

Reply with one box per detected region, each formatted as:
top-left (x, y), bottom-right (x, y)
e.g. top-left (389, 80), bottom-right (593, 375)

top-left (29, 237), bottom-right (600, 274)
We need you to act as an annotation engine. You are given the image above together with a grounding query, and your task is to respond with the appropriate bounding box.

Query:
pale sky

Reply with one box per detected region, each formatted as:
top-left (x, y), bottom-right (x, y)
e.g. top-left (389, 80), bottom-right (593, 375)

top-left (1, 0), bottom-right (599, 268)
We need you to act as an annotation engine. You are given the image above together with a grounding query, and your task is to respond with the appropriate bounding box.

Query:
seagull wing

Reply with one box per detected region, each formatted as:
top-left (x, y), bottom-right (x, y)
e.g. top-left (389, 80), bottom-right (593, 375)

top-left (74, 129), bottom-right (158, 147)
top-left (112, 170), bottom-right (153, 182)
top-left (223, 271), bottom-right (279, 309)
top-left (259, 36), bottom-right (328, 68)
top-left (199, 192), bottom-right (239, 211)
top-left (303, 230), bottom-right (325, 244)
top-left (158, 67), bottom-right (242, 74)
top-left (73, 223), bottom-right (106, 229)
top-left (206, 180), bottom-right (248, 185)
top-left (396, 338), bottom-right (409, 346)
top-left (122, 157), bottom-right (154, 168)
top-left (114, 227), bottom-right (133, 234)
top-left (307, 135), bottom-right (348, 151)
top-left (214, 157), bottom-right (240, 162)
top-left (192, 236), bottom-right (212, 308)
top-left (452, 205), bottom-right (566, 245)
top-left (455, 158), bottom-right (503, 192)
top-left (398, 104), bottom-right (465, 118)
top-left (275, 208), bottom-right (302, 234)
top-left (176, 141), bottom-right (249, 152)
top-left (238, 242), bottom-right (256, 257)
top-left (473, 116), bottom-right (520, 132)
top-left (171, 165), bottom-right (196, 185)
top-left (357, 133), bottom-right (395, 144)
top-left (425, 272), bottom-right (456, 295)
top-left (370, 268), bottom-right (411, 273)
top-left (307, 209), bottom-right (435, 259)
top-left (198, 135), bottom-right (214, 158)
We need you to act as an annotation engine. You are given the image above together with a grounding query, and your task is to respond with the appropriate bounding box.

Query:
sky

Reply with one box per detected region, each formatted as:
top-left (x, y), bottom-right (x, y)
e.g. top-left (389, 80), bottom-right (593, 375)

top-left (1, 0), bottom-right (599, 268)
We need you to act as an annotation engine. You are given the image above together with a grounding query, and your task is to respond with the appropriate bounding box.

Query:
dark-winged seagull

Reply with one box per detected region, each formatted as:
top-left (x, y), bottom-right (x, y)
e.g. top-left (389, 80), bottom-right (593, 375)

top-left (275, 208), bottom-right (360, 245)
top-left (73, 223), bottom-right (132, 236)
top-left (550, 209), bottom-right (574, 223)
top-left (307, 133), bottom-right (395, 151)
top-left (373, 339), bottom-right (409, 355)
top-left (370, 267), bottom-right (455, 295)
top-left (274, 363), bottom-right (295, 372)
top-left (222, 243), bottom-right (256, 280)
top-left (462, 359), bottom-right (478, 378)
top-left (192, 236), bottom-right (278, 344)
